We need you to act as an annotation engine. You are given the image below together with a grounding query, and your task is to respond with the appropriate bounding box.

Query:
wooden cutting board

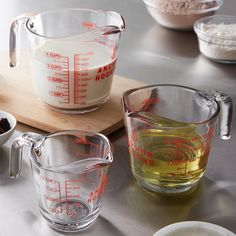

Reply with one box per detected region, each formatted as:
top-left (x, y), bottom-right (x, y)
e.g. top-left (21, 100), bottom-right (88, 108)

top-left (0, 51), bottom-right (146, 135)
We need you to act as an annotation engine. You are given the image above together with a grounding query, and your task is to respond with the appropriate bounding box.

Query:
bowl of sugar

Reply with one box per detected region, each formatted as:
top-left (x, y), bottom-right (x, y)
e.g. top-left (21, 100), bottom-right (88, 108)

top-left (194, 15), bottom-right (236, 63)
top-left (143, 0), bottom-right (223, 30)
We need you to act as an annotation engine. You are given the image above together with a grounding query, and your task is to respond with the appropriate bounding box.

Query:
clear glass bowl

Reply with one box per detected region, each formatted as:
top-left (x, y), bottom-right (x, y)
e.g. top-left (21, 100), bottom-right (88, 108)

top-left (194, 15), bottom-right (236, 63)
top-left (143, 0), bottom-right (223, 30)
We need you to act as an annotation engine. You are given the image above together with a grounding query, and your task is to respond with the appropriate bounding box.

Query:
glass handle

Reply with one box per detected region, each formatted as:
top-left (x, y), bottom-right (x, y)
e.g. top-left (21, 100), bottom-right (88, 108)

top-left (9, 132), bottom-right (40, 178)
top-left (215, 92), bottom-right (233, 140)
top-left (9, 13), bottom-right (35, 67)
top-left (10, 137), bottom-right (25, 178)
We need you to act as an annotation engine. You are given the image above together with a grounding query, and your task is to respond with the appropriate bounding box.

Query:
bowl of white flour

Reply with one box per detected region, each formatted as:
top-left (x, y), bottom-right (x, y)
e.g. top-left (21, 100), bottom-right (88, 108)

top-left (194, 15), bottom-right (236, 63)
top-left (143, 0), bottom-right (223, 30)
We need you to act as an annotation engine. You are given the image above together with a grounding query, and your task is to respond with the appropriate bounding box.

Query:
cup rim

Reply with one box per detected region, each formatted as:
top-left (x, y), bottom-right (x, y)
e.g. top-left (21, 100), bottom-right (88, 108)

top-left (122, 84), bottom-right (220, 126)
top-left (29, 129), bottom-right (113, 173)
top-left (25, 8), bottom-right (125, 39)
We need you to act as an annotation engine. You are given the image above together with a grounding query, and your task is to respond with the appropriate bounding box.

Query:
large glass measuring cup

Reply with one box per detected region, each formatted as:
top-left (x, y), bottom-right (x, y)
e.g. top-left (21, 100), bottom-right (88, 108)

top-left (9, 9), bottom-right (125, 113)
top-left (122, 85), bottom-right (233, 195)
top-left (10, 130), bottom-right (113, 232)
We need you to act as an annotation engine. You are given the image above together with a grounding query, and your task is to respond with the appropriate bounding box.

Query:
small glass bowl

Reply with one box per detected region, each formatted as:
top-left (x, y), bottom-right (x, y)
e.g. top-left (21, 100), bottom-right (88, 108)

top-left (143, 0), bottom-right (223, 30)
top-left (194, 15), bottom-right (236, 63)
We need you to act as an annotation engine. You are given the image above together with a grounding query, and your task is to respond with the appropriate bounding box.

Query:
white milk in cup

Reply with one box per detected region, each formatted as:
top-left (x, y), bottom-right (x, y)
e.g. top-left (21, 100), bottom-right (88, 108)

top-left (31, 41), bottom-right (116, 110)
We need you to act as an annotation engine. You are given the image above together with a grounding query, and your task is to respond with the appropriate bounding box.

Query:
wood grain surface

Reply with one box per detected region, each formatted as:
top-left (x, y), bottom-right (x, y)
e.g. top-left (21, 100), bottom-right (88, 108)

top-left (0, 51), bottom-right (146, 135)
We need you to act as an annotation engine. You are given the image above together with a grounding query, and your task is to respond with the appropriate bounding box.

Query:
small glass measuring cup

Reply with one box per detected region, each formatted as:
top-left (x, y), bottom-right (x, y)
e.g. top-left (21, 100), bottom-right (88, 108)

top-left (10, 130), bottom-right (113, 232)
top-left (9, 8), bottom-right (125, 113)
top-left (122, 85), bottom-right (233, 195)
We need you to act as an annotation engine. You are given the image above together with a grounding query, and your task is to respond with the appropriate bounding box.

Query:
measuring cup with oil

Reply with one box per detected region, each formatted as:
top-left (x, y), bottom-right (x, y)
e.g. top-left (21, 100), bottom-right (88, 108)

top-left (10, 130), bottom-right (113, 232)
top-left (9, 8), bottom-right (125, 113)
top-left (122, 85), bottom-right (233, 195)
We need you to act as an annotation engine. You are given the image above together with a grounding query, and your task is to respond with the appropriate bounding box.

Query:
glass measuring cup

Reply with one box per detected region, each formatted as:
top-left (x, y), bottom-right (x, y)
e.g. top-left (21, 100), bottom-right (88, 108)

top-left (122, 85), bottom-right (233, 195)
top-left (9, 8), bottom-right (125, 113)
top-left (10, 130), bottom-right (113, 232)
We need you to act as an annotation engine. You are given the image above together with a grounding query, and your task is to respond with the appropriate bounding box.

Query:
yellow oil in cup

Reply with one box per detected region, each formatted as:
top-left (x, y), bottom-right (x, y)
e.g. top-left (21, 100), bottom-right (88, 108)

top-left (129, 114), bottom-right (213, 193)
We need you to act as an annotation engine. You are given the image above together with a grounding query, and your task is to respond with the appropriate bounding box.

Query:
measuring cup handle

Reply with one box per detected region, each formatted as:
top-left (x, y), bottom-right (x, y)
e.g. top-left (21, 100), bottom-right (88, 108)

top-left (215, 92), bottom-right (233, 140)
top-left (9, 13), bottom-right (36, 67)
top-left (10, 132), bottom-right (40, 178)
top-left (10, 137), bottom-right (25, 178)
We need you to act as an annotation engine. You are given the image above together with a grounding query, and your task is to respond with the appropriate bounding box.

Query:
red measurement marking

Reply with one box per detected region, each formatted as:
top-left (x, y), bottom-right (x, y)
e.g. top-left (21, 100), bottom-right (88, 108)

top-left (77, 72), bottom-right (89, 76)
top-left (66, 57), bottom-right (70, 104)
top-left (163, 137), bottom-right (203, 156)
top-left (46, 56), bottom-right (70, 104)
top-left (75, 140), bottom-right (100, 158)
top-left (57, 181), bottom-right (62, 213)
top-left (74, 54), bottom-right (92, 104)
top-left (129, 140), bottom-right (153, 158)
top-left (41, 176), bottom-right (62, 214)
top-left (74, 137), bottom-right (90, 144)
top-left (46, 63), bottom-right (62, 70)
top-left (47, 186), bottom-right (60, 192)
top-left (49, 91), bottom-right (64, 97)
top-left (95, 60), bottom-right (116, 81)
top-left (140, 98), bottom-right (160, 110)
top-left (74, 54), bottom-right (78, 104)
top-left (87, 173), bottom-right (107, 203)
top-left (44, 51), bottom-right (61, 58)
top-left (48, 76), bottom-right (64, 83)
top-left (130, 148), bottom-right (155, 166)
top-left (168, 160), bottom-right (187, 165)
top-left (65, 180), bottom-right (81, 216)
top-left (45, 195), bottom-right (58, 202)
top-left (41, 175), bottom-right (54, 183)
top-left (82, 21), bottom-right (97, 29)
top-left (79, 77), bottom-right (91, 82)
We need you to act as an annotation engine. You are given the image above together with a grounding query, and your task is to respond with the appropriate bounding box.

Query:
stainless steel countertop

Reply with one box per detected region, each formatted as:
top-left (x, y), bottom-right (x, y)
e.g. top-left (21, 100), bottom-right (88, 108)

top-left (0, 0), bottom-right (236, 235)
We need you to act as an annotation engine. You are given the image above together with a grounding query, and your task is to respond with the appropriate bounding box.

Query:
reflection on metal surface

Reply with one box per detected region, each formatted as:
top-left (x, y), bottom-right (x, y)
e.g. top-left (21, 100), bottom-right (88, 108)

top-left (141, 25), bottom-right (199, 59)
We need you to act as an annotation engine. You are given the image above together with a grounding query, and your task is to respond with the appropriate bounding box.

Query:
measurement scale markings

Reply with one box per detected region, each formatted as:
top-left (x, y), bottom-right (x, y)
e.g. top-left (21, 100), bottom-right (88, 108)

top-left (57, 181), bottom-right (63, 213)
top-left (74, 54), bottom-right (91, 104)
top-left (60, 56), bottom-right (70, 104)
top-left (65, 180), bottom-right (81, 216)
top-left (43, 178), bottom-right (63, 213)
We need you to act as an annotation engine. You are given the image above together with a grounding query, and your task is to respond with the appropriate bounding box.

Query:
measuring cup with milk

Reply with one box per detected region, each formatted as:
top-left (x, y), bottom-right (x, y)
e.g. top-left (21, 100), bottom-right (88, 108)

top-left (9, 8), bottom-right (125, 113)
